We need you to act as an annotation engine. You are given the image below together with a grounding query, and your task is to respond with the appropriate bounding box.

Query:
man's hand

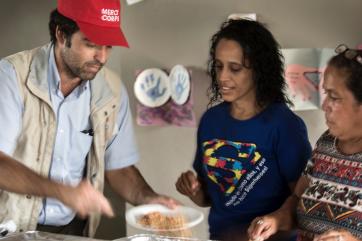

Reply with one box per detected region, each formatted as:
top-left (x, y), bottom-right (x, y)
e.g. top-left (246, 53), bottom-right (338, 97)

top-left (144, 194), bottom-right (180, 209)
top-left (57, 180), bottom-right (114, 218)
top-left (106, 165), bottom-right (180, 209)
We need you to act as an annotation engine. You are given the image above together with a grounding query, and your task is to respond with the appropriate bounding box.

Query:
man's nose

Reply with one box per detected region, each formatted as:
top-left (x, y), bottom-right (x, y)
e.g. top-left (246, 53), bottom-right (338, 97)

top-left (95, 46), bottom-right (109, 64)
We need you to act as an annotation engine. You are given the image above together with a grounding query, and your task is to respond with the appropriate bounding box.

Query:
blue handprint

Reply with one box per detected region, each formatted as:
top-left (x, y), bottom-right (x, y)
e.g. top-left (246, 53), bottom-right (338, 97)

top-left (141, 73), bottom-right (167, 101)
top-left (173, 73), bottom-right (187, 101)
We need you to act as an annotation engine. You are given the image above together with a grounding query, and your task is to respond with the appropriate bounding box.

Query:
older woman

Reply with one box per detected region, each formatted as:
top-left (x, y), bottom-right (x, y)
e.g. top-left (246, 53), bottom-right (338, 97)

top-left (248, 45), bottom-right (362, 241)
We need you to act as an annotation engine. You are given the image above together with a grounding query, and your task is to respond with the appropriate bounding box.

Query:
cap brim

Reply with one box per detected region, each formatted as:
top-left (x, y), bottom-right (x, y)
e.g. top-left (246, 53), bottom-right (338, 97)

top-left (77, 21), bottom-right (129, 48)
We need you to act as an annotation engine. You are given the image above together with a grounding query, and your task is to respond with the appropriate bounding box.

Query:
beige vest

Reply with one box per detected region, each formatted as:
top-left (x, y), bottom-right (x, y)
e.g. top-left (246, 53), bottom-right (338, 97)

top-left (0, 44), bottom-right (122, 237)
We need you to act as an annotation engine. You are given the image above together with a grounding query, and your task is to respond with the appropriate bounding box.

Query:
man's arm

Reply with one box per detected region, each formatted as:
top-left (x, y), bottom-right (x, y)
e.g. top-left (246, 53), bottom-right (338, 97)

top-left (105, 165), bottom-right (178, 208)
top-left (0, 151), bottom-right (114, 217)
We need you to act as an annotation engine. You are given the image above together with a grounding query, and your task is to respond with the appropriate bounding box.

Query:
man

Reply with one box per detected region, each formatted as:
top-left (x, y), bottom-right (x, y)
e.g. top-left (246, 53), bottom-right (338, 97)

top-left (0, 0), bottom-right (176, 237)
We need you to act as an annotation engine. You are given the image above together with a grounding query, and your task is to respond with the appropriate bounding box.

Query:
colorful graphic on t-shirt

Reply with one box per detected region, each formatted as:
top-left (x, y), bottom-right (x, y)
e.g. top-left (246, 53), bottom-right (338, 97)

top-left (203, 139), bottom-right (261, 195)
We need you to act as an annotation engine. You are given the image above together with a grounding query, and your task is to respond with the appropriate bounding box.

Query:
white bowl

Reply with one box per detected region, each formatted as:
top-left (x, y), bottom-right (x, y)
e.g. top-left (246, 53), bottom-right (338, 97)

top-left (126, 204), bottom-right (204, 232)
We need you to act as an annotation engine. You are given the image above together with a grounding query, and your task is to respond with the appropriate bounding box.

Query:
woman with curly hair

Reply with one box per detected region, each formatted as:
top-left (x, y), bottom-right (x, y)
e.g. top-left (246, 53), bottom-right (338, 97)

top-left (176, 19), bottom-right (312, 241)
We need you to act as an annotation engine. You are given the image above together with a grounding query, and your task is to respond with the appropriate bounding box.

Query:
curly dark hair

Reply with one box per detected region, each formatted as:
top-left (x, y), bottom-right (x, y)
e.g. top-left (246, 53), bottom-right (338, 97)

top-left (328, 48), bottom-right (362, 104)
top-left (207, 19), bottom-right (292, 108)
top-left (49, 9), bottom-right (79, 47)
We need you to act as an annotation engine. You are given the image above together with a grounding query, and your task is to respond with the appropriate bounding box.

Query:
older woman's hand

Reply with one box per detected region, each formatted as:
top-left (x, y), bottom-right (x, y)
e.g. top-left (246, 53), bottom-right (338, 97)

top-left (247, 215), bottom-right (279, 241)
top-left (313, 229), bottom-right (360, 241)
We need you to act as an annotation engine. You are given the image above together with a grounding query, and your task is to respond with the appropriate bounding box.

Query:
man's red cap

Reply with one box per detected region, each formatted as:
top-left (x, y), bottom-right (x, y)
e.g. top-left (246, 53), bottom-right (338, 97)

top-left (58, 0), bottom-right (129, 47)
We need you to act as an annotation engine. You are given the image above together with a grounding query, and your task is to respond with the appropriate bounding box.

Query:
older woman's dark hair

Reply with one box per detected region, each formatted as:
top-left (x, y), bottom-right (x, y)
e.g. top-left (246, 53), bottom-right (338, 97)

top-left (328, 49), bottom-right (362, 104)
top-left (207, 19), bottom-right (292, 107)
top-left (49, 9), bottom-right (79, 47)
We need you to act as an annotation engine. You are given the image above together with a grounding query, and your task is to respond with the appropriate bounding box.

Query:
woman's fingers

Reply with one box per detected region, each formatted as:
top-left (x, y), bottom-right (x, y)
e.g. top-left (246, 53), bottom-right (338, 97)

top-left (248, 216), bottom-right (278, 241)
top-left (176, 171), bottom-right (200, 197)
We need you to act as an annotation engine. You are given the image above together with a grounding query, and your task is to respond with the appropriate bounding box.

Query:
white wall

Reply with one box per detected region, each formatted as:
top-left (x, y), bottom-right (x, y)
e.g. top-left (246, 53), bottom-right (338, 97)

top-left (1, 0), bottom-right (361, 240)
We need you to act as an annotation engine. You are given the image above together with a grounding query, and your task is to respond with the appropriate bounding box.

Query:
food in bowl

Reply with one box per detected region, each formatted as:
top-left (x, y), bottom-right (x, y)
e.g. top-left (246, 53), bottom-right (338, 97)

top-left (137, 211), bottom-right (191, 237)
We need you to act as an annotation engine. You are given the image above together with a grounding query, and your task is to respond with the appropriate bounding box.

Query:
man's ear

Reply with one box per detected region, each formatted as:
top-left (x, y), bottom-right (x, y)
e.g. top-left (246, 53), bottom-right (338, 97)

top-left (55, 26), bottom-right (67, 46)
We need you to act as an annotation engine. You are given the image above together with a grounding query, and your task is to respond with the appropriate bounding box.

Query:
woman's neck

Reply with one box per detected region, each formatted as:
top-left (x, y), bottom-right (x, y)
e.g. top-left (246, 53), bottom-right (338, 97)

top-left (337, 137), bottom-right (362, 155)
top-left (230, 101), bottom-right (263, 120)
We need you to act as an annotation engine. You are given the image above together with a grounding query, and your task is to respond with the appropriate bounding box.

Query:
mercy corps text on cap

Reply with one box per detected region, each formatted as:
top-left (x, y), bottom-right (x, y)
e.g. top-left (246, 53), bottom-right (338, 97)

top-left (101, 8), bottom-right (119, 22)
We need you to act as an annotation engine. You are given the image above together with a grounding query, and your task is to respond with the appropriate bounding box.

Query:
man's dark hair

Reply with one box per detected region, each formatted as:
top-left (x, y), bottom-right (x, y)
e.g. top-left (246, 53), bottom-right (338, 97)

top-left (49, 9), bottom-right (79, 47)
top-left (207, 19), bottom-right (292, 108)
top-left (328, 49), bottom-right (362, 104)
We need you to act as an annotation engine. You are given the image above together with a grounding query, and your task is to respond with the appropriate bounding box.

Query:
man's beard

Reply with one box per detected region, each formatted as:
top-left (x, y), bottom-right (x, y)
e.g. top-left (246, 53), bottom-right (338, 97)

top-left (61, 48), bottom-right (104, 81)
top-left (65, 60), bottom-right (104, 81)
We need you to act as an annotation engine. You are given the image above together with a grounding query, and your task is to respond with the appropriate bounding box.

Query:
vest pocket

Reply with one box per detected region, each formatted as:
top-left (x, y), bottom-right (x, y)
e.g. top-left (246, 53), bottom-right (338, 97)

top-left (67, 131), bottom-right (93, 184)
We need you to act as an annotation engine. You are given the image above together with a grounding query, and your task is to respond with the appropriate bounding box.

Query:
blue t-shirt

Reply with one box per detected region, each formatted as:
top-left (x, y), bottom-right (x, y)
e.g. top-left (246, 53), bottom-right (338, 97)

top-left (193, 102), bottom-right (311, 240)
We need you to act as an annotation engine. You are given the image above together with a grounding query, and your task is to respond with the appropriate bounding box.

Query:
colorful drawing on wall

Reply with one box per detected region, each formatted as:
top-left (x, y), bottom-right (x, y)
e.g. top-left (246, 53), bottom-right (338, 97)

top-left (282, 48), bottom-right (335, 110)
top-left (135, 67), bottom-right (196, 127)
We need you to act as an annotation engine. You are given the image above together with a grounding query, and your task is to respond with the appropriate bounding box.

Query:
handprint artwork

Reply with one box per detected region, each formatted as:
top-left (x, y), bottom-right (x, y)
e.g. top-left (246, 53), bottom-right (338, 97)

top-left (134, 66), bottom-right (195, 127)
top-left (141, 73), bottom-right (167, 102)
top-left (169, 65), bottom-right (191, 105)
top-left (174, 77), bottom-right (186, 100)
top-left (134, 68), bottom-right (170, 108)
